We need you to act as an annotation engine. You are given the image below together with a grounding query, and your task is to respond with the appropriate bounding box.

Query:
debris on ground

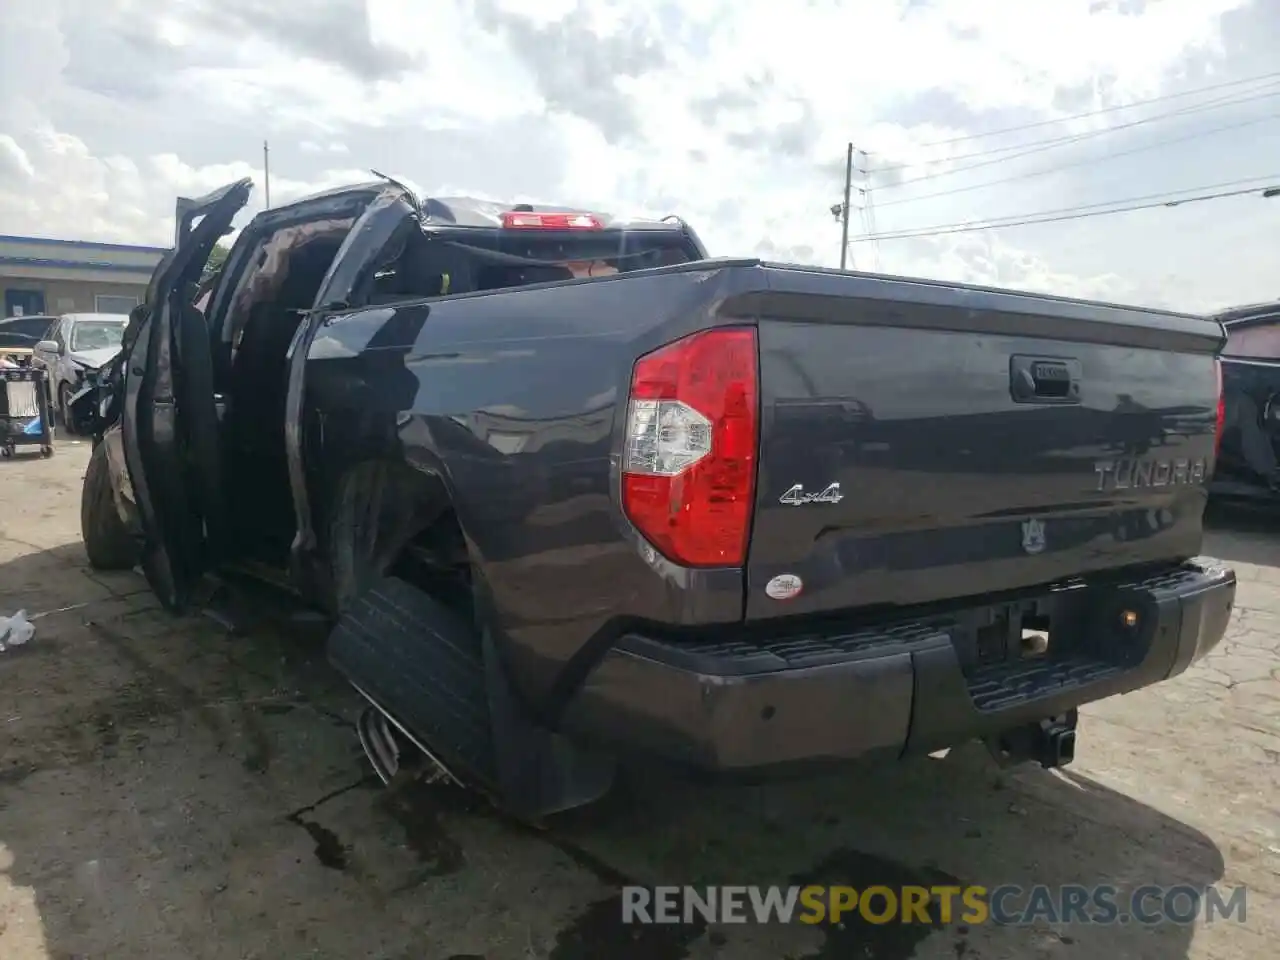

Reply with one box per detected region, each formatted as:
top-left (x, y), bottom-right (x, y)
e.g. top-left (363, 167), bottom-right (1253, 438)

top-left (0, 609), bottom-right (34, 651)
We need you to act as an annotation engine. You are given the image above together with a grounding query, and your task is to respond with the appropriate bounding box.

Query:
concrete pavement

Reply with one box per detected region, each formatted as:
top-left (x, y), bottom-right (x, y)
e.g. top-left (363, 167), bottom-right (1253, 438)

top-left (0, 443), bottom-right (1275, 959)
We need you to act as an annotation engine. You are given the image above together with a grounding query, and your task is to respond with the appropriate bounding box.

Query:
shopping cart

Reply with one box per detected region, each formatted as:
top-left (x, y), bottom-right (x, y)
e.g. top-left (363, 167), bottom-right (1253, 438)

top-left (0, 366), bottom-right (54, 458)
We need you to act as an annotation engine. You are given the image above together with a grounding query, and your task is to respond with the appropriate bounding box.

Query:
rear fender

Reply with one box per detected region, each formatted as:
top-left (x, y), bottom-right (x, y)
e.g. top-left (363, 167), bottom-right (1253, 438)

top-left (298, 303), bottom-right (558, 714)
top-left (299, 265), bottom-right (760, 714)
top-left (293, 299), bottom-right (474, 601)
top-left (325, 458), bottom-right (461, 615)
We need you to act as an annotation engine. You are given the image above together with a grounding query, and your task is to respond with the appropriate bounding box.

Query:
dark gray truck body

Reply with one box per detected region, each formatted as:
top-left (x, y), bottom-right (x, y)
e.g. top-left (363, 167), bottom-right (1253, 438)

top-left (324, 262), bottom-right (1234, 771)
top-left (90, 177), bottom-right (1236, 815)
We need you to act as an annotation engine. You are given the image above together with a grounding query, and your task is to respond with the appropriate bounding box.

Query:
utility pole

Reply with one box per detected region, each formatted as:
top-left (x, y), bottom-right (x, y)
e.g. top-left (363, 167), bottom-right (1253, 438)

top-left (839, 142), bottom-right (853, 270)
top-left (263, 140), bottom-right (271, 210)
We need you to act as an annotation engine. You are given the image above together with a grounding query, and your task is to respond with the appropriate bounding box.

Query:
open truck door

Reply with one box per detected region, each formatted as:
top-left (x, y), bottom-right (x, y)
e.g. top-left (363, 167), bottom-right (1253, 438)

top-left (121, 178), bottom-right (253, 611)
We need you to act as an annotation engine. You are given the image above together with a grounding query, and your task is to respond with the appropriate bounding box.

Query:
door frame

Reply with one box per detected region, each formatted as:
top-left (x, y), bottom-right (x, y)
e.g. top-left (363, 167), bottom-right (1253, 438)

top-left (121, 178), bottom-right (253, 610)
top-left (282, 185), bottom-right (420, 596)
top-left (187, 180), bottom-right (416, 601)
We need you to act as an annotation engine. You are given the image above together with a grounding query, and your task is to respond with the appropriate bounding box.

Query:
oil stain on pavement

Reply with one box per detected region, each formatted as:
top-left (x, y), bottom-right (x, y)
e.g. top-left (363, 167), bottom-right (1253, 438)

top-left (376, 776), bottom-right (471, 882)
top-left (286, 813), bottom-right (350, 871)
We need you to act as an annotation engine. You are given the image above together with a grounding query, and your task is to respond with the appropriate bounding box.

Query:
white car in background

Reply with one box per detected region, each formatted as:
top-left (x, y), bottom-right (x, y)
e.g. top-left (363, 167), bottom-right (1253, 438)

top-left (34, 312), bottom-right (130, 432)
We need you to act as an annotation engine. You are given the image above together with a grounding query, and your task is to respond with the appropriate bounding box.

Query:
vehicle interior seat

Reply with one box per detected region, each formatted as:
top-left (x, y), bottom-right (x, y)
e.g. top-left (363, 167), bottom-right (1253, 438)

top-left (365, 241), bottom-right (480, 304)
top-left (476, 263), bottom-right (573, 289)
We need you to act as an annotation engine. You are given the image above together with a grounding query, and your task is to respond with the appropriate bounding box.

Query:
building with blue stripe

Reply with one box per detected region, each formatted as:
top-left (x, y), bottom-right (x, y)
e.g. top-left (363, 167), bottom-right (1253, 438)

top-left (0, 234), bottom-right (168, 318)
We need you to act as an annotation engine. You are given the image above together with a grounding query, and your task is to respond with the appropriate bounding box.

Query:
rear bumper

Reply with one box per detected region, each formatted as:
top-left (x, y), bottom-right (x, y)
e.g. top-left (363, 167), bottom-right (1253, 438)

top-left (558, 558), bottom-right (1235, 772)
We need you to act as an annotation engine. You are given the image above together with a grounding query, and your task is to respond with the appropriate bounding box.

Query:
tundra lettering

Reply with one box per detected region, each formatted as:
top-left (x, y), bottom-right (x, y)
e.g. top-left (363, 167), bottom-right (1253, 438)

top-left (1094, 457), bottom-right (1209, 492)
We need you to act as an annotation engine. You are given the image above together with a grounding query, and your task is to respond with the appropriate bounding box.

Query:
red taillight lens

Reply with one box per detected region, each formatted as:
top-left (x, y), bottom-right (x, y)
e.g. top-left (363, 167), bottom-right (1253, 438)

top-left (500, 210), bottom-right (602, 230)
top-left (1214, 357), bottom-right (1225, 458)
top-left (621, 328), bottom-right (759, 567)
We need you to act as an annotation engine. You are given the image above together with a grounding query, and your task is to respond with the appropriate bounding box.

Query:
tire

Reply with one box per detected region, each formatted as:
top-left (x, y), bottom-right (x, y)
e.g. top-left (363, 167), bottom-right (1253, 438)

top-left (81, 441), bottom-right (140, 570)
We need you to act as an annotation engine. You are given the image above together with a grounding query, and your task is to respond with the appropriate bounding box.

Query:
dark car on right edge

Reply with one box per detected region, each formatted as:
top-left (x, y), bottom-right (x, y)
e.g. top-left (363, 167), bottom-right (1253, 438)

top-left (1209, 299), bottom-right (1280, 504)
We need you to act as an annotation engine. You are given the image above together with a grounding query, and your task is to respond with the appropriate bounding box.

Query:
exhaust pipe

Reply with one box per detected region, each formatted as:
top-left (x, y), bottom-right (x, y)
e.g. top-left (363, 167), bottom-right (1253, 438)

top-left (350, 684), bottom-right (462, 788)
top-left (357, 706), bottom-right (401, 784)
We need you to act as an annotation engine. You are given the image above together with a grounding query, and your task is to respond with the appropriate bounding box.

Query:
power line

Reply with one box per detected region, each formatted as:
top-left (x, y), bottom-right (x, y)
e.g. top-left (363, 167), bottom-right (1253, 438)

top-left (854, 176), bottom-right (1280, 241)
top-left (854, 148), bottom-right (881, 270)
top-left (874, 111), bottom-right (1280, 209)
top-left (873, 84), bottom-right (1280, 182)
top-left (847, 176), bottom-right (1280, 243)
top-left (878, 68), bottom-right (1280, 150)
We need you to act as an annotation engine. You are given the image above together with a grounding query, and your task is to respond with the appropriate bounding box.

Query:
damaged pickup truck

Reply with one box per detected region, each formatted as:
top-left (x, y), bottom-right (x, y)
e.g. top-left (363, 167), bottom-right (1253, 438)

top-left (79, 175), bottom-right (1237, 819)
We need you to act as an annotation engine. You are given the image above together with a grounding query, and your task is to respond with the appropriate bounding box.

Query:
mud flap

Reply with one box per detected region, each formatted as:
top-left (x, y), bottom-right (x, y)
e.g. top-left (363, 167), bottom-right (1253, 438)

top-left (481, 628), bottom-right (616, 820)
top-left (327, 576), bottom-right (615, 819)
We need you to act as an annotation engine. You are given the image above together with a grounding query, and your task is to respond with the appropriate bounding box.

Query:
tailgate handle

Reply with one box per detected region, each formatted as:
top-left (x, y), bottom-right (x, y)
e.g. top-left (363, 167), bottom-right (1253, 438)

top-left (1010, 355), bottom-right (1082, 404)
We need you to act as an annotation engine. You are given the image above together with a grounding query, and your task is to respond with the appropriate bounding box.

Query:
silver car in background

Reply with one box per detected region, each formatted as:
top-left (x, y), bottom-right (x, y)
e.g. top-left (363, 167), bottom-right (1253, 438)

top-left (34, 313), bottom-right (129, 432)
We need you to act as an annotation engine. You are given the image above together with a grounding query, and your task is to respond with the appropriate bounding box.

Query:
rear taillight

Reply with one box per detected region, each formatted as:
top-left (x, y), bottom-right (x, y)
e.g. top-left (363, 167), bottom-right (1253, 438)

top-left (622, 327), bottom-right (759, 567)
top-left (1214, 357), bottom-right (1225, 458)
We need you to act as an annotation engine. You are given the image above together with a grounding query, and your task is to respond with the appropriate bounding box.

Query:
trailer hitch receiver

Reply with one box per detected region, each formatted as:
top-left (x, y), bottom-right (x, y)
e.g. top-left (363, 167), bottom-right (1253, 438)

top-left (985, 710), bottom-right (1079, 770)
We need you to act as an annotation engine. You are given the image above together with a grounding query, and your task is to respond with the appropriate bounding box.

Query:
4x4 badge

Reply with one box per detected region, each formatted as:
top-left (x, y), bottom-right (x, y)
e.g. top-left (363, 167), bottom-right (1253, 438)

top-left (779, 483), bottom-right (843, 506)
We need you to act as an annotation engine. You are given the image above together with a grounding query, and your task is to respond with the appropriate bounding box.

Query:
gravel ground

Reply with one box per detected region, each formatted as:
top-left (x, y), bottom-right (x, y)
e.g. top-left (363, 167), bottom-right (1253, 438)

top-left (0, 442), bottom-right (1276, 959)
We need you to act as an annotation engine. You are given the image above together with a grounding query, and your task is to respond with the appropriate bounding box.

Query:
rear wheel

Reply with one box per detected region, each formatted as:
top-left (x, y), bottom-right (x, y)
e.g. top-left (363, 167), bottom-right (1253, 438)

top-left (81, 441), bottom-right (140, 570)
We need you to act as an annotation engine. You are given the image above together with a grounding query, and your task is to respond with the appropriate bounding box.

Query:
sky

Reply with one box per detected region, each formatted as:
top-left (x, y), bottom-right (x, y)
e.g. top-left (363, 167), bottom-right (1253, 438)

top-left (0, 0), bottom-right (1277, 314)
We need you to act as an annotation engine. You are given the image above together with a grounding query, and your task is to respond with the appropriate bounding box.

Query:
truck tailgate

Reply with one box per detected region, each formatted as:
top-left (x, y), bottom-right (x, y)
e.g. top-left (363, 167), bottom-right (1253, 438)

top-left (740, 267), bottom-right (1225, 621)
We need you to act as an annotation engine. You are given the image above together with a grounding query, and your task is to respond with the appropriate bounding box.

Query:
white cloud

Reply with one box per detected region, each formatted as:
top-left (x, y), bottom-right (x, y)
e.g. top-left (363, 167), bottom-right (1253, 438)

top-left (299, 141), bottom-right (351, 155)
top-left (0, 0), bottom-right (1275, 312)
